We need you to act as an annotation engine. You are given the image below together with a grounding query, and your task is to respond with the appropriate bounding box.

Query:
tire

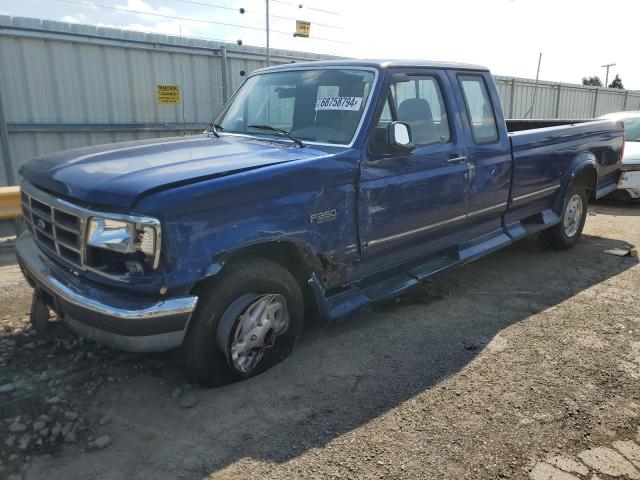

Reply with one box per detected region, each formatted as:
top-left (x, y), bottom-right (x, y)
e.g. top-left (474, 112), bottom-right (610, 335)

top-left (183, 258), bottom-right (304, 387)
top-left (538, 183), bottom-right (588, 250)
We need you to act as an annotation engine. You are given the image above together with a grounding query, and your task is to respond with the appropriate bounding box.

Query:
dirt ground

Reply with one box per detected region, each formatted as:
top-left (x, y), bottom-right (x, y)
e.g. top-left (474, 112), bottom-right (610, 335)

top-left (0, 200), bottom-right (639, 480)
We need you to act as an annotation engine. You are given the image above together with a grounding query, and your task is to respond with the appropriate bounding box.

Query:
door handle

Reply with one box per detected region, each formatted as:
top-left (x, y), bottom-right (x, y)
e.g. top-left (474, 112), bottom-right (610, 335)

top-left (447, 155), bottom-right (468, 164)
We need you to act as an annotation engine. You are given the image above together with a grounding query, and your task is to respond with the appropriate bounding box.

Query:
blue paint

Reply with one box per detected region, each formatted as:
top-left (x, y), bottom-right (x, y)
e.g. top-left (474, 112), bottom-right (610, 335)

top-left (18, 60), bottom-right (624, 330)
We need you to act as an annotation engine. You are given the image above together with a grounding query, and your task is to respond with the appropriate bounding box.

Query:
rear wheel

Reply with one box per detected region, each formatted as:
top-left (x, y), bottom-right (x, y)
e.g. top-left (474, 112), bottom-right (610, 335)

top-left (183, 258), bottom-right (304, 387)
top-left (538, 183), bottom-right (588, 250)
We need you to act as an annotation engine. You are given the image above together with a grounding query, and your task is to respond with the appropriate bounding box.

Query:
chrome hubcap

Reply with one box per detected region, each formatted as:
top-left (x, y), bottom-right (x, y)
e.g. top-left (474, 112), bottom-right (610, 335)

top-left (229, 294), bottom-right (288, 374)
top-left (563, 193), bottom-right (583, 237)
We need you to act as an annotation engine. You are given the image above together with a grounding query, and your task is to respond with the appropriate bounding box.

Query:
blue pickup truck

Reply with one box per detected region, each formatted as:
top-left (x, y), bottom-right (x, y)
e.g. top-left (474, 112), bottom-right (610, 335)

top-left (15, 60), bottom-right (624, 386)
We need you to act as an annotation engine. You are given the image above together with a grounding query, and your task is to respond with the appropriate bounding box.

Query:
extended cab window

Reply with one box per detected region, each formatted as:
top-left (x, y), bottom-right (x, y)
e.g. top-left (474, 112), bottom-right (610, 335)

top-left (459, 75), bottom-right (499, 144)
top-left (217, 69), bottom-right (375, 145)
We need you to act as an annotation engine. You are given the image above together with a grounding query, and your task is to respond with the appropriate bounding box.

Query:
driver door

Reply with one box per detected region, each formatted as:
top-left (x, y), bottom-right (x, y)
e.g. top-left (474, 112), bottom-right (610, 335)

top-left (358, 69), bottom-right (470, 272)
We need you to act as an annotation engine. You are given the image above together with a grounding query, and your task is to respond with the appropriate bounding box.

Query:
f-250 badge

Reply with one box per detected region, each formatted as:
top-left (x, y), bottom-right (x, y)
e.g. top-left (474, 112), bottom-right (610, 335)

top-left (310, 209), bottom-right (337, 224)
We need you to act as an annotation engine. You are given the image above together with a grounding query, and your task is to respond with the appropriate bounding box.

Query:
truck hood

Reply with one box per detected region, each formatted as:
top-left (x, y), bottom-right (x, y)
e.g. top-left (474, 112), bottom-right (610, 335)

top-left (20, 134), bottom-right (325, 208)
top-left (623, 141), bottom-right (640, 165)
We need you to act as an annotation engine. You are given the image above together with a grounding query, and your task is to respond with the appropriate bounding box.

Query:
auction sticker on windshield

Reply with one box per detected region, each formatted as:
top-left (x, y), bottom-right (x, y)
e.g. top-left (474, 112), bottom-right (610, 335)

top-left (315, 96), bottom-right (363, 111)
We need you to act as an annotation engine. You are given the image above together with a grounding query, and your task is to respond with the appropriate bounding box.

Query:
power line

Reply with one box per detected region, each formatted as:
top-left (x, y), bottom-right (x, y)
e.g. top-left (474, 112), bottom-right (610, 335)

top-left (49, 0), bottom-right (356, 45)
top-left (167, 0), bottom-right (343, 29)
top-left (167, 0), bottom-right (237, 14)
top-left (51, 0), bottom-right (282, 33)
top-left (270, 0), bottom-right (341, 16)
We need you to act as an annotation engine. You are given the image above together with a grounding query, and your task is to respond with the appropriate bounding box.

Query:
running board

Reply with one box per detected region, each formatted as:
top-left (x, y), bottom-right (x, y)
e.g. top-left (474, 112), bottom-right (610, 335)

top-left (310, 210), bottom-right (561, 323)
top-left (317, 224), bottom-right (527, 322)
top-left (458, 229), bottom-right (512, 264)
top-left (319, 254), bottom-right (459, 321)
top-left (314, 229), bottom-right (517, 322)
top-left (505, 209), bottom-right (560, 240)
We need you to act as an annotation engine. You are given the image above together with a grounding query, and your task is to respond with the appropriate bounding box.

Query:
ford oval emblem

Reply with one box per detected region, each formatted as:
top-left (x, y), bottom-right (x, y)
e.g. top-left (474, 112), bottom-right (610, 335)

top-left (36, 218), bottom-right (46, 230)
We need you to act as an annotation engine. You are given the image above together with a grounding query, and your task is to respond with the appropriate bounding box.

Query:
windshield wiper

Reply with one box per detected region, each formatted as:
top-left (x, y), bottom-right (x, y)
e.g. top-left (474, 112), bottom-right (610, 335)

top-left (205, 122), bottom-right (224, 137)
top-left (247, 124), bottom-right (305, 148)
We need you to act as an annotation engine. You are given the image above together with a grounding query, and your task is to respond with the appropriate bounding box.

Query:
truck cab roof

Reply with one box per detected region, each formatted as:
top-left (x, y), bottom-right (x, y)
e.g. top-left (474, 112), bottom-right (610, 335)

top-left (254, 59), bottom-right (490, 74)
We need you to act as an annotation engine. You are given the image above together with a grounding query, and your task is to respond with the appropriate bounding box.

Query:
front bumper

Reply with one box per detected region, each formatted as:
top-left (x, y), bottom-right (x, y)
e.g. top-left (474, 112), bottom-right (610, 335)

top-left (15, 232), bottom-right (198, 352)
top-left (618, 169), bottom-right (640, 199)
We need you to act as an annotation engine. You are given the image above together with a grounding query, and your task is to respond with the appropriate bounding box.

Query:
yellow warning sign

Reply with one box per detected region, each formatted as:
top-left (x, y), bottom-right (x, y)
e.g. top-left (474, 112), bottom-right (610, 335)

top-left (156, 84), bottom-right (181, 104)
top-left (295, 20), bottom-right (310, 38)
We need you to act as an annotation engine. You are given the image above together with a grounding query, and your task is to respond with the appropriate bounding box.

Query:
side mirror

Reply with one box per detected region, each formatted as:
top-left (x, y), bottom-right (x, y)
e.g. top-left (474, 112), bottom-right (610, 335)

top-left (387, 121), bottom-right (415, 151)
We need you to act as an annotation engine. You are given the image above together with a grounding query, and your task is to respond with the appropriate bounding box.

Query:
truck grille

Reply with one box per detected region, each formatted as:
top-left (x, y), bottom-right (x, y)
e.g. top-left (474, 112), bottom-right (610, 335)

top-left (21, 190), bottom-right (85, 268)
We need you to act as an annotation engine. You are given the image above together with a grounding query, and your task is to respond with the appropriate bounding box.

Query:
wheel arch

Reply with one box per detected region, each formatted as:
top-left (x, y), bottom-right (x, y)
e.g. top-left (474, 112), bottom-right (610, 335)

top-left (568, 152), bottom-right (598, 198)
top-left (194, 239), bottom-right (345, 319)
top-left (554, 152), bottom-right (598, 213)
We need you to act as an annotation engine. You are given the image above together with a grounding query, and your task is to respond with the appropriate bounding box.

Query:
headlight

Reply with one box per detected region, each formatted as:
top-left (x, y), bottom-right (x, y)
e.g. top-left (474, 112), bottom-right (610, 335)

top-left (87, 216), bottom-right (161, 271)
top-left (87, 218), bottom-right (133, 253)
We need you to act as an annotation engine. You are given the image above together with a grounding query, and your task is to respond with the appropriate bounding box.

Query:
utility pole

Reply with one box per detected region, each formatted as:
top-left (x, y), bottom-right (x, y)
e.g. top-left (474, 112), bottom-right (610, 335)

top-left (524, 52), bottom-right (542, 119)
top-left (601, 63), bottom-right (616, 87)
top-left (265, 0), bottom-right (270, 66)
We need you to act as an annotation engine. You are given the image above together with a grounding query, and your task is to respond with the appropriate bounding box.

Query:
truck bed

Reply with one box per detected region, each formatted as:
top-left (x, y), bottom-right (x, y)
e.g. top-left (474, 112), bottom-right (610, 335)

top-left (505, 118), bottom-right (592, 132)
top-left (505, 120), bottom-right (624, 231)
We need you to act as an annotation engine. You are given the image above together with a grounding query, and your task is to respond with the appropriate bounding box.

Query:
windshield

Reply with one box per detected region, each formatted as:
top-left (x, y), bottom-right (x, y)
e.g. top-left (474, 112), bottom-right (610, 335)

top-left (623, 117), bottom-right (640, 142)
top-left (216, 68), bottom-right (376, 145)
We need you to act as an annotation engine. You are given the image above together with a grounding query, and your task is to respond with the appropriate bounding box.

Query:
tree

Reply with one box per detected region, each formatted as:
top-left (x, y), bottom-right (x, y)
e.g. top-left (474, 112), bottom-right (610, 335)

top-left (609, 74), bottom-right (624, 89)
top-left (582, 76), bottom-right (603, 86)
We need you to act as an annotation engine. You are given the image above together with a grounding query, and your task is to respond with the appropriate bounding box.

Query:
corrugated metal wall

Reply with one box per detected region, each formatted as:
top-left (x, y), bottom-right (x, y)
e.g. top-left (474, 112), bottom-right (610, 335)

top-left (494, 75), bottom-right (640, 120)
top-left (0, 15), bottom-right (339, 188)
top-left (1, 15), bottom-right (640, 192)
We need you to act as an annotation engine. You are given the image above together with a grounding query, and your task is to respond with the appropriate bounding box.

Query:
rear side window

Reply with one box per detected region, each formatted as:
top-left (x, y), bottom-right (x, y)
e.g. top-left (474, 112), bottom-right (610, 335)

top-left (459, 75), bottom-right (499, 144)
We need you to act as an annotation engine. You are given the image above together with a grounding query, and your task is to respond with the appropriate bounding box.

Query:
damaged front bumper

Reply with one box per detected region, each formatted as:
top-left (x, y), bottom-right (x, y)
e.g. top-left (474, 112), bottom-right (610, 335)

top-left (15, 231), bottom-right (198, 352)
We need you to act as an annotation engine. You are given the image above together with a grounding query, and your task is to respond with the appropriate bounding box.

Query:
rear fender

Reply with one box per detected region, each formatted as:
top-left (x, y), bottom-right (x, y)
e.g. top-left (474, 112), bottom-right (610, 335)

top-left (554, 152), bottom-right (597, 212)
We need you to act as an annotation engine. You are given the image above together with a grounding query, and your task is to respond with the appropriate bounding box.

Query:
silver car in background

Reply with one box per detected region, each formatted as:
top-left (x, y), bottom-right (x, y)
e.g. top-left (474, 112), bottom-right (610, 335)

top-left (600, 112), bottom-right (640, 200)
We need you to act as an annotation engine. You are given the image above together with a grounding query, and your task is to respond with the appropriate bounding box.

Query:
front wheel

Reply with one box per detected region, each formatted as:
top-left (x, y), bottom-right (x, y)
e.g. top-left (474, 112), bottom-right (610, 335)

top-left (183, 258), bottom-right (304, 387)
top-left (538, 184), bottom-right (588, 250)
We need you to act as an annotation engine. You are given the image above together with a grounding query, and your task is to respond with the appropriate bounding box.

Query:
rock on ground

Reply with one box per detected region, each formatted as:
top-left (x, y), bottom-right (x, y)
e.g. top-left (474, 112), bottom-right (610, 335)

top-left (89, 436), bottom-right (112, 450)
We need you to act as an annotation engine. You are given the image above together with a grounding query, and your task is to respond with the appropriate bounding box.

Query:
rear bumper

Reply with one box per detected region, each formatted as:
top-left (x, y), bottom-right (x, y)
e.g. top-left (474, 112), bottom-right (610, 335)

top-left (15, 232), bottom-right (198, 352)
top-left (618, 169), bottom-right (640, 199)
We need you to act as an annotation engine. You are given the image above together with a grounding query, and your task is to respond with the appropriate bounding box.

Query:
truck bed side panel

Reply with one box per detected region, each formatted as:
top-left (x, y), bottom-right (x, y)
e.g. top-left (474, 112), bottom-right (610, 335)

top-left (506, 121), bottom-right (624, 224)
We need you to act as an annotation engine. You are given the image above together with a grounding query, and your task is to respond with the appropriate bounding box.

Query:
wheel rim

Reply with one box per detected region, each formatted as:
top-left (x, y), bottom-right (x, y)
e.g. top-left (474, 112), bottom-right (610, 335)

top-left (563, 193), bottom-right (583, 237)
top-left (224, 294), bottom-right (289, 374)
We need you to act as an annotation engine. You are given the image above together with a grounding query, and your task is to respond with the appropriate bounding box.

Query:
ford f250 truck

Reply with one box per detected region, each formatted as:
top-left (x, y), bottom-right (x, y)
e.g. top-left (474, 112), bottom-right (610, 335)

top-left (15, 60), bottom-right (624, 387)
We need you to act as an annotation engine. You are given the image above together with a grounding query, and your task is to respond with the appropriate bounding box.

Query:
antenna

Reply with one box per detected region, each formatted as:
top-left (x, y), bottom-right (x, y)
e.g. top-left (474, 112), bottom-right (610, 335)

top-left (266, 0), bottom-right (270, 66)
top-left (180, 24), bottom-right (186, 135)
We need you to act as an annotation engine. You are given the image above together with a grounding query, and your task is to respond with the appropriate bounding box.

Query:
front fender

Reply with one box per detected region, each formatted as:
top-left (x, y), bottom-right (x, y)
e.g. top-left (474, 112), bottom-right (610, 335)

top-left (200, 235), bottom-right (320, 280)
top-left (162, 198), bottom-right (355, 292)
top-left (139, 178), bottom-right (359, 294)
top-left (132, 147), bottom-right (361, 295)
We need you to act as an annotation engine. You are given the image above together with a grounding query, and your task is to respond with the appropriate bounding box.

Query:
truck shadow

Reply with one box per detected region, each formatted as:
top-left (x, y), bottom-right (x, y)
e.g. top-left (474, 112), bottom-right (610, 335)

top-left (590, 197), bottom-right (640, 216)
top-left (2, 233), bottom-right (638, 478)
top-left (152, 232), bottom-right (637, 476)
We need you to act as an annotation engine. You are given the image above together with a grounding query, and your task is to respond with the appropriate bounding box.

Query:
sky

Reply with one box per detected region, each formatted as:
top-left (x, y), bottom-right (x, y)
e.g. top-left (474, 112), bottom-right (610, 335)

top-left (1, 0), bottom-right (639, 90)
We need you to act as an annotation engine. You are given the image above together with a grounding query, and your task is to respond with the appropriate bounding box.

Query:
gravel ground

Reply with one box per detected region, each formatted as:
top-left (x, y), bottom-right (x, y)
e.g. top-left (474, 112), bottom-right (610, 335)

top-left (0, 199), bottom-right (639, 480)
